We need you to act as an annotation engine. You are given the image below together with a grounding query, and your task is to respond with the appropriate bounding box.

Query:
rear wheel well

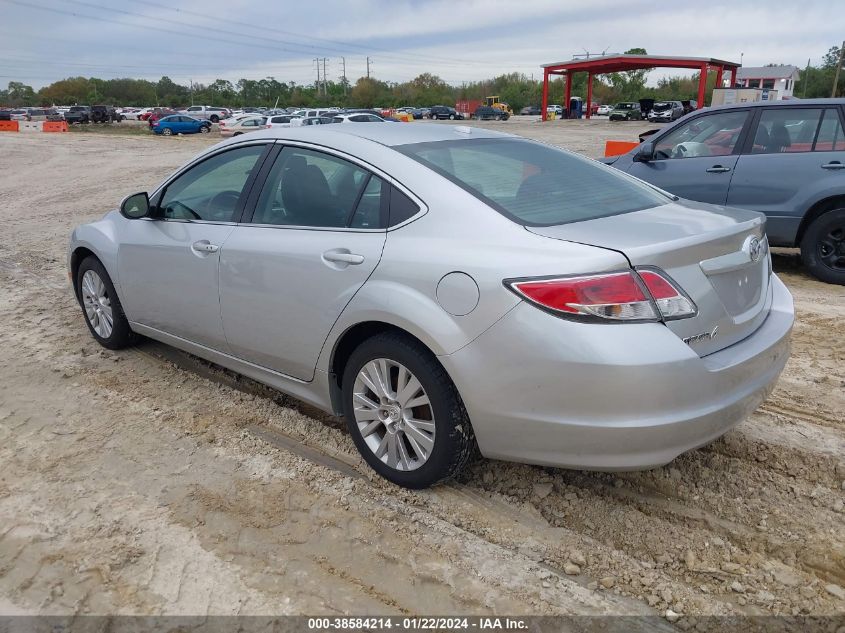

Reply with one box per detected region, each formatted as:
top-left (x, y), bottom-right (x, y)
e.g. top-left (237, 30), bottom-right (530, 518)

top-left (797, 195), bottom-right (845, 246)
top-left (70, 247), bottom-right (97, 298)
top-left (328, 322), bottom-right (435, 415)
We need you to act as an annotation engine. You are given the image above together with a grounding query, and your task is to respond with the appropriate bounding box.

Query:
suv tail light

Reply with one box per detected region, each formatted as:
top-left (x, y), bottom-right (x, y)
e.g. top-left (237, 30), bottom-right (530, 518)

top-left (505, 269), bottom-right (695, 322)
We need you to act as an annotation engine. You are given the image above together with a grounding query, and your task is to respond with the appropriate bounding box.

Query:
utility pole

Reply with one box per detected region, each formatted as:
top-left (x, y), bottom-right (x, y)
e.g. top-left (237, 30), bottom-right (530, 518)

top-left (322, 58), bottom-right (328, 98)
top-left (803, 58), bottom-right (811, 98)
top-left (314, 58), bottom-right (321, 95)
top-left (366, 57), bottom-right (372, 79)
top-left (341, 57), bottom-right (347, 95)
top-left (832, 40), bottom-right (845, 98)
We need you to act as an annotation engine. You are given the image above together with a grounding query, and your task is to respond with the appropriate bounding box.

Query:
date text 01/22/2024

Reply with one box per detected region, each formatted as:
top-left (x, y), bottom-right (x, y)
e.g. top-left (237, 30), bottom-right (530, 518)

top-left (307, 617), bottom-right (529, 630)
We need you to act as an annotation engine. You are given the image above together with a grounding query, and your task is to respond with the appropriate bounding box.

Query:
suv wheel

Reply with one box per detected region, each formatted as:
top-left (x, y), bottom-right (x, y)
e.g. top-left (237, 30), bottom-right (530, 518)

top-left (448, 114), bottom-right (455, 120)
top-left (210, 115), bottom-right (219, 123)
top-left (801, 208), bottom-right (845, 285)
top-left (342, 332), bottom-right (475, 488)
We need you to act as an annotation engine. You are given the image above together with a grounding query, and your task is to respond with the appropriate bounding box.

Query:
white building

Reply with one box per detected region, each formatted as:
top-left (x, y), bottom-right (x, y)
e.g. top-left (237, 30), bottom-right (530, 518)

top-left (735, 65), bottom-right (800, 99)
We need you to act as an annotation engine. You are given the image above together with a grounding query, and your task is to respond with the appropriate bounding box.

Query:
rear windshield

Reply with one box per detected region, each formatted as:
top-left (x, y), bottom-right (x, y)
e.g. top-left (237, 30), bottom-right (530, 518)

top-left (69, 106), bottom-right (86, 111)
top-left (396, 138), bottom-right (669, 226)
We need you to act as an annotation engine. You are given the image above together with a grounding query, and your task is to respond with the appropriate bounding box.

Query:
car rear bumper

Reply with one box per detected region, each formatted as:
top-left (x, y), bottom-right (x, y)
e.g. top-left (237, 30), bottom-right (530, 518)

top-left (439, 274), bottom-right (793, 471)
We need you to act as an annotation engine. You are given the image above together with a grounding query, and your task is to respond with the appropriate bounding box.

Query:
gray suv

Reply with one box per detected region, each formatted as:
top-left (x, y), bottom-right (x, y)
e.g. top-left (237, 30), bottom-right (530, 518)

top-left (604, 99), bottom-right (845, 284)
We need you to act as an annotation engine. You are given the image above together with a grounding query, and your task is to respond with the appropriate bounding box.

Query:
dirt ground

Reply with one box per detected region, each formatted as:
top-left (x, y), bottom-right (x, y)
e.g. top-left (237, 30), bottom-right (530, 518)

top-left (0, 119), bottom-right (843, 623)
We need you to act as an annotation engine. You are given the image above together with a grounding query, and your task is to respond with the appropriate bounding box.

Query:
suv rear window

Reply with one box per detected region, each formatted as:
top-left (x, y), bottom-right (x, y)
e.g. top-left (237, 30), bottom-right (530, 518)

top-left (397, 138), bottom-right (669, 226)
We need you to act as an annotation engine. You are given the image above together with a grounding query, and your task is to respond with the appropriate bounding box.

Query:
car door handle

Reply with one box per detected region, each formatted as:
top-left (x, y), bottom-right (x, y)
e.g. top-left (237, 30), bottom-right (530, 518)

top-left (821, 161), bottom-right (845, 170)
top-left (323, 250), bottom-right (364, 265)
top-left (705, 165), bottom-right (731, 173)
top-left (191, 240), bottom-right (219, 253)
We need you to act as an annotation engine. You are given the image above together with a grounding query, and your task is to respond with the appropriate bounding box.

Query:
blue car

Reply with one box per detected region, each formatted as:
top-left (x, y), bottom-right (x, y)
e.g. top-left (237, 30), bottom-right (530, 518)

top-left (604, 99), bottom-right (845, 284)
top-left (152, 115), bottom-right (211, 136)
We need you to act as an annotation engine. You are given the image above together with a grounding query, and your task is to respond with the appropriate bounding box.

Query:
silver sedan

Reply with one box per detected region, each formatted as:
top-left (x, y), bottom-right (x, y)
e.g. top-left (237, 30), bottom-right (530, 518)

top-left (68, 124), bottom-right (794, 488)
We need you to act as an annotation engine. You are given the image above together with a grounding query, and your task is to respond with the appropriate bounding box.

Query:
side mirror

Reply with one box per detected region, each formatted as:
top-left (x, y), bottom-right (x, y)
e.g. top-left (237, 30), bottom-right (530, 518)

top-left (120, 192), bottom-right (151, 219)
top-left (634, 141), bottom-right (655, 162)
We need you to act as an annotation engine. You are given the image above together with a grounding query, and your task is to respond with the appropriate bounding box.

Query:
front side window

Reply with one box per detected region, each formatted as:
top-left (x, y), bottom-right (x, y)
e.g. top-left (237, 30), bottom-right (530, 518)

top-left (250, 147), bottom-right (385, 228)
top-left (654, 110), bottom-right (749, 159)
top-left (158, 145), bottom-right (266, 222)
top-left (398, 138), bottom-right (668, 227)
top-left (749, 108), bottom-right (823, 154)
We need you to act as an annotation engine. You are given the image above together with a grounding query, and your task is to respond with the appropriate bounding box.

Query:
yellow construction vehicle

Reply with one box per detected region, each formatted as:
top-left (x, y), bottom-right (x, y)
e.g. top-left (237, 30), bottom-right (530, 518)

top-left (485, 96), bottom-right (513, 116)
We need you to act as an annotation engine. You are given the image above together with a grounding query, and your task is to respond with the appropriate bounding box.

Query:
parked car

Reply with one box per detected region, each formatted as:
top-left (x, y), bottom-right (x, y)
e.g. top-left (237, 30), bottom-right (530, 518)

top-left (26, 108), bottom-right (62, 121)
top-left (0, 109), bottom-right (10, 121)
top-left (520, 106), bottom-right (541, 116)
top-left (332, 113), bottom-right (386, 123)
top-left (648, 101), bottom-right (684, 123)
top-left (681, 100), bottom-right (698, 115)
top-left (472, 106), bottom-right (509, 121)
top-left (147, 109), bottom-right (179, 127)
top-left (68, 124), bottom-right (793, 488)
top-left (291, 116), bottom-right (339, 126)
top-left (546, 104), bottom-right (564, 117)
top-left (608, 102), bottom-right (643, 121)
top-left (151, 115), bottom-right (212, 135)
top-left (120, 108), bottom-right (150, 120)
top-left (596, 104), bottom-right (613, 116)
top-left (429, 106), bottom-right (462, 120)
top-left (264, 114), bottom-right (300, 128)
top-left (603, 99), bottom-right (845, 284)
top-left (219, 116), bottom-right (268, 137)
top-left (179, 105), bottom-right (230, 123)
top-left (64, 106), bottom-right (91, 124)
top-left (92, 105), bottom-right (121, 123)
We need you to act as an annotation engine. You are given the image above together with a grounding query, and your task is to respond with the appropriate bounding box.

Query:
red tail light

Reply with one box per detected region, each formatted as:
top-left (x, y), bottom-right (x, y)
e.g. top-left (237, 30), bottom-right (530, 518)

top-left (637, 269), bottom-right (696, 319)
top-left (506, 269), bottom-right (695, 322)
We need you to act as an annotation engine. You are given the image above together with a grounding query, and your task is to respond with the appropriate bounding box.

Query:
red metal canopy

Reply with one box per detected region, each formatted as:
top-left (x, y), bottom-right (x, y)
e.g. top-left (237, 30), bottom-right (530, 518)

top-left (540, 54), bottom-right (741, 121)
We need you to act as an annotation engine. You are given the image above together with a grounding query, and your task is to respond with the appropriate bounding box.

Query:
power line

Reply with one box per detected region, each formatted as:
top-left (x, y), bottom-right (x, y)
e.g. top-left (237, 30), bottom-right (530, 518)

top-left (6, 0), bottom-right (499, 71)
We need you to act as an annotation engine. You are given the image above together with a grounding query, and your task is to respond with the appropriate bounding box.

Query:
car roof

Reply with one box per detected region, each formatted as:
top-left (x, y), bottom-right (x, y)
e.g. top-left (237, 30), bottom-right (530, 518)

top-left (237, 122), bottom-right (512, 148)
top-left (703, 98), bottom-right (845, 113)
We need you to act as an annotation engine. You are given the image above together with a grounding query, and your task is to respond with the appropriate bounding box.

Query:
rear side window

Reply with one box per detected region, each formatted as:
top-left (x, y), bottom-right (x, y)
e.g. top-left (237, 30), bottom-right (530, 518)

top-left (750, 108), bottom-right (824, 154)
top-left (397, 138), bottom-right (668, 226)
top-left (814, 109), bottom-right (845, 152)
top-left (250, 146), bottom-right (385, 228)
top-left (389, 187), bottom-right (420, 226)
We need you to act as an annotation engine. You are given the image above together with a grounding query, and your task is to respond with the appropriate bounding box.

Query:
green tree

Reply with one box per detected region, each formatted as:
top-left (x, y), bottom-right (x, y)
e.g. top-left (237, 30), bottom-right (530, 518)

top-left (5, 81), bottom-right (36, 106)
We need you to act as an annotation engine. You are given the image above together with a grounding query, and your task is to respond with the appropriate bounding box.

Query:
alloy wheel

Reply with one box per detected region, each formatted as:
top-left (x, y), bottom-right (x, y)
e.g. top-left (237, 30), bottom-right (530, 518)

top-left (352, 358), bottom-right (435, 471)
top-left (81, 269), bottom-right (114, 338)
top-left (818, 225), bottom-right (845, 272)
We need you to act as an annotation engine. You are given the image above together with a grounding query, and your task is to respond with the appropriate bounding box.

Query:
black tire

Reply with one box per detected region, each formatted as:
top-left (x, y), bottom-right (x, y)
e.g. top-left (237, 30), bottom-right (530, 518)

top-left (800, 208), bottom-right (845, 285)
top-left (210, 115), bottom-right (219, 123)
top-left (200, 125), bottom-right (210, 133)
top-left (448, 114), bottom-right (455, 120)
top-left (76, 256), bottom-right (135, 350)
top-left (341, 332), bottom-right (476, 489)
top-left (162, 127), bottom-right (173, 136)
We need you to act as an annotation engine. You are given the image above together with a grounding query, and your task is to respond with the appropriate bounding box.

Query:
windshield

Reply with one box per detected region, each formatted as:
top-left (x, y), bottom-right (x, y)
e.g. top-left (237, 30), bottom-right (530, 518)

top-left (69, 107), bottom-right (86, 111)
top-left (615, 103), bottom-right (635, 110)
top-left (653, 102), bottom-right (673, 111)
top-left (397, 138), bottom-right (669, 226)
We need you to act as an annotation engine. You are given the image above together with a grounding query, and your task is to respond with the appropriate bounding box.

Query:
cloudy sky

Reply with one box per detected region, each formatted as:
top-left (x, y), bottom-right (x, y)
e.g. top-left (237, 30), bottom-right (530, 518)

top-left (0, 0), bottom-right (840, 89)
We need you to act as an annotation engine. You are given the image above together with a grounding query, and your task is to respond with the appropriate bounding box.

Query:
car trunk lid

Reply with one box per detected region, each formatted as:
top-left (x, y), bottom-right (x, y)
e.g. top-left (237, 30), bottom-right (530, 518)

top-left (526, 200), bottom-right (772, 356)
